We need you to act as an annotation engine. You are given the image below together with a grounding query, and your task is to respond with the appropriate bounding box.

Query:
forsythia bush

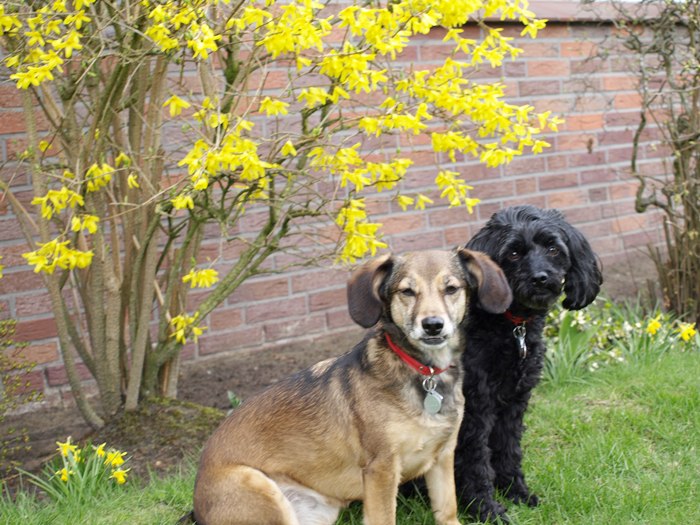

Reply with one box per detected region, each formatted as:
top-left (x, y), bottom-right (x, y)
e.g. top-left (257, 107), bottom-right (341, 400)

top-left (0, 0), bottom-right (560, 426)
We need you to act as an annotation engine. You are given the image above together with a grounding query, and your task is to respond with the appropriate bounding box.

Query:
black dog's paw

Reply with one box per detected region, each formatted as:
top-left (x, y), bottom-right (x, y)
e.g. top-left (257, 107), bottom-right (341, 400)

top-left (507, 490), bottom-right (539, 507)
top-left (464, 498), bottom-right (509, 523)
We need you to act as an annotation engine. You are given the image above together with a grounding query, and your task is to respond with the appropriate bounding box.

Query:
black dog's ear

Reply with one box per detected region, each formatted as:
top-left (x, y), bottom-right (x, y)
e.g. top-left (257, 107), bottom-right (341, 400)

top-left (561, 224), bottom-right (603, 310)
top-left (347, 254), bottom-right (394, 328)
top-left (464, 223), bottom-right (503, 260)
top-left (457, 248), bottom-right (512, 314)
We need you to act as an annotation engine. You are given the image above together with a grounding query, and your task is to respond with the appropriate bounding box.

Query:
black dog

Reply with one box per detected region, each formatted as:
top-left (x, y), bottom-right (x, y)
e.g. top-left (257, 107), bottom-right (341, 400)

top-left (454, 205), bottom-right (602, 522)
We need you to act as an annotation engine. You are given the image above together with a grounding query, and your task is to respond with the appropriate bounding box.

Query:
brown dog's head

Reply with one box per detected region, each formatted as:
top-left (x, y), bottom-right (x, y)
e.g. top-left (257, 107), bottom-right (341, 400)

top-left (347, 249), bottom-right (512, 352)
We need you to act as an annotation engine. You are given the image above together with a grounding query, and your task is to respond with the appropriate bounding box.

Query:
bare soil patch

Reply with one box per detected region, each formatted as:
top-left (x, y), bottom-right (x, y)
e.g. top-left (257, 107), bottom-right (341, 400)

top-left (2, 330), bottom-right (360, 487)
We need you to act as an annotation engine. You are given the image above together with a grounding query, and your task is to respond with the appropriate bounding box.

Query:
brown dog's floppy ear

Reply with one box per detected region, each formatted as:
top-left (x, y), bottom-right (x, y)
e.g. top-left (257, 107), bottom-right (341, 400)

top-left (458, 248), bottom-right (512, 314)
top-left (347, 254), bottom-right (394, 328)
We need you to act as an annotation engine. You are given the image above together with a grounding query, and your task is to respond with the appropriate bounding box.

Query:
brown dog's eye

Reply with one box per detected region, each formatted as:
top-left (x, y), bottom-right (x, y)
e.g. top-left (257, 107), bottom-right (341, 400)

top-left (400, 288), bottom-right (416, 297)
top-left (445, 285), bottom-right (459, 295)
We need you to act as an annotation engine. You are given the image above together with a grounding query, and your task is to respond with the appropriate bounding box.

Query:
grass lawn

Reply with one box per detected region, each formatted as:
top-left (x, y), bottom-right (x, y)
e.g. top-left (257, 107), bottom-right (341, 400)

top-left (2, 343), bottom-right (698, 524)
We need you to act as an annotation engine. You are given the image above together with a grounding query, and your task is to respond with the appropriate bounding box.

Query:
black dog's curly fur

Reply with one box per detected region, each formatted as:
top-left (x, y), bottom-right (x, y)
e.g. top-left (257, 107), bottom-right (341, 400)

top-left (455, 205), bottom-right (602, 522)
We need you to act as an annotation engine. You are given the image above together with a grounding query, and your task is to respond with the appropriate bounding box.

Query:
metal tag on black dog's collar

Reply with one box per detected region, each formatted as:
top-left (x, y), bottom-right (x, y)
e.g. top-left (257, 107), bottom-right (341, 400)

top-left (422, 376), bottom-right (443, 414)
top-left (513, 325), bottom-right (527, 360)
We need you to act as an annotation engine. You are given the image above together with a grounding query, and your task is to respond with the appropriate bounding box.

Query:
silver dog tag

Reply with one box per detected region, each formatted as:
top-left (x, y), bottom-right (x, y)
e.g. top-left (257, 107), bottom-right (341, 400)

top-left (422, 376), bottom-right (443, 414)
top-left (513, 324), bottom-right (527, 360)
top-left (424, 390), bottom-right (443, 414)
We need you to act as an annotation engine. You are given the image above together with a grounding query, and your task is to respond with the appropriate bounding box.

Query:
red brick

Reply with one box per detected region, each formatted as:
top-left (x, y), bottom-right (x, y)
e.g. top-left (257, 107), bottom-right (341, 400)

top-left (519, 42), bottom-right (560, 58)
top-left (309, 288), bottom-right (345, 312)
top-left (623, 230), bottom-right (659, 250)
top-left (561, 40), bottom-right (597, 58)
top-left (10, 342), bottom-right (59, 365)
top-left (571, 95), bottom-right (608, 113)
top-left (545, 189), bottom-right (589, 209)
top-left (291, 269), bottom-right (346, 294)
top-left (610, 182), bottom-right (638, 200)
top-left (264, 313), bottom-right (325, 342)
top-left (570, 151), bottom-right (606, 168)
top-left (15, 317), bottom-right (58, 342)
top-left (612, 214), bottom-right (650, 234)
top-left (471, 179), bottom-right (516, 200)
top-left (588, 187), bottom-right (609, 202)
top-left (527, 59), bottom-right (570, 78)
top-left (208, 307), bottom-right (244, 331)
top-left (428, 206), bottom-right (473, 228)
top-left (327, 309), bottom-right (355, 330)
top-left (381, 212), bottom-right (426, 235)
top-left (515, 177), bottom-right (537, 195)
top-left (10, 370), bottom-right (45, 394)
top-left (246, 297), bottom-right (307, 324)
top-left (0, 86), bottom-right (23, 109)
top-left (581, 168), bottom-right (617, 184)
top-left (507, 156), bottom-right (546, 176)
top-left (46, 362), bottom-right (92, 387)
top-left (546, 154), bottom-right (569, 171)
top-left (390, 233), bottom-right (445, 253)
top-left (229, 277), bottom-right (290, 303)
top-left (614, 92), bottom-right (643, 110)
top-left (518, 79), bottom-right (561, 97)
top-left (418, 42), bottom-right (454, 62)
top-left (503, 61), bottom-right (526, 78)
top-left (603, 75), bottom-right (638, 91)
top-left (199, 326), bottom-right (264, 355)
top-left (538, 172), bottom-right (579, 191)
top-left (556, 133), bottom-right (597, 152)
top-left (538, 24), bottom-right (571, 39)
top-left (563, 113), bottom-right (605, 131)
top-left (443, 225), bottom-right (472, 246)
top-left (605, 111), bottom-right (641, 128)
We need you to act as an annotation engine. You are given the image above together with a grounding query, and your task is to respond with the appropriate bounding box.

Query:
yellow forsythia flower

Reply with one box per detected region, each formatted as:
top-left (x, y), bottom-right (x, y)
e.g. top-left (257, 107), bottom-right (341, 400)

top-left (127, 173), bottom-right (140, 189)
top-left (281, 141), bottom-right (297, 157)
top-left (182, 268), bottom-right (219, 289)
top-left (397, 195), bottom-right (414, 211)
top-left (172, 194), bottom-right (194, 210)
top-left (170, 313), bottom-right (206, 344)
top-left (260, 97), bottom-right (289, 116)
top-left (115, 151), bottom-right (131, 167)
top-left (163, 95), bottom-right (191, 117)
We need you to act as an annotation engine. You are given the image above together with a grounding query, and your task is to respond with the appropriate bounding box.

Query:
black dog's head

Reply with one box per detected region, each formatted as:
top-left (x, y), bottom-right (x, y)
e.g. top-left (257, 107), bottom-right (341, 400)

top-left (466, 205), bottom-right (602, 313)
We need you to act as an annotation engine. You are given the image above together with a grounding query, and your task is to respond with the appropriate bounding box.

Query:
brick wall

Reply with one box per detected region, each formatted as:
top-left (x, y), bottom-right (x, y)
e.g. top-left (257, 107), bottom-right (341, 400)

top-left (0, 4), bottom-right (666, 407)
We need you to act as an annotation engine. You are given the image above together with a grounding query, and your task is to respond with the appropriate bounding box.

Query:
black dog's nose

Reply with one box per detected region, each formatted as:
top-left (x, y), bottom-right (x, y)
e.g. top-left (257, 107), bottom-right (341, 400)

top-left (532, 271), bottom-right (549, 286)
top-left (422, 317), bottom-right (444, 336)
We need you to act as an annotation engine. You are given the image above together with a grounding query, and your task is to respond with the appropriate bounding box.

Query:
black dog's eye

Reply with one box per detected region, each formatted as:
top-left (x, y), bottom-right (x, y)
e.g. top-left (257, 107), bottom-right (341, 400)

top-left (547, 245), bottom-right (560, 256)
top-left (445, 285), bottom-right (459, 295)
top-left (400, 288), bottom-right (416, 297)
top-left (508, 250), bottom-right (521, 261)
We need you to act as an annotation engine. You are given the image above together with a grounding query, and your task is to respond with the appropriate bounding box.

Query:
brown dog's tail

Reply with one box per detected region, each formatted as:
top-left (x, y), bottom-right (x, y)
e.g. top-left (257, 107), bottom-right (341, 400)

top-left (177, 510), bottom-right (197, 524)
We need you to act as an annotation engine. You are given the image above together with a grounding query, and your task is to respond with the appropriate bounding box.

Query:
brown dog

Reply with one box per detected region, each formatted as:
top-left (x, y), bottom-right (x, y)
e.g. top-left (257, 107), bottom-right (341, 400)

top-left (193, 249), bottom-right (512, 525)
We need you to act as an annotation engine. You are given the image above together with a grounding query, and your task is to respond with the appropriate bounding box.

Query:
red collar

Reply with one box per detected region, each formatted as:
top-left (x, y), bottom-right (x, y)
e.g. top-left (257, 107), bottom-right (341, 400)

top-left (385, 334), bottom-right (447, 376)
top-left (504, 310), bottom-right (533, 326)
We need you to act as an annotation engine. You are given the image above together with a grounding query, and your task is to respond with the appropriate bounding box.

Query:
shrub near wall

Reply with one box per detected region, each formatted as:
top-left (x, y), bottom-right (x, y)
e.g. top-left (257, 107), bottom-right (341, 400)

top-left (0, 2), bottom-right (665, 407)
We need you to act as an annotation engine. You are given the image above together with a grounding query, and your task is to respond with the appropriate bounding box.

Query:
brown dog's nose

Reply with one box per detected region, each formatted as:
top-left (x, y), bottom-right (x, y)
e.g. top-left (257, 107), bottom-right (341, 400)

top-left (422, 317), bottom-right (444, 336)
